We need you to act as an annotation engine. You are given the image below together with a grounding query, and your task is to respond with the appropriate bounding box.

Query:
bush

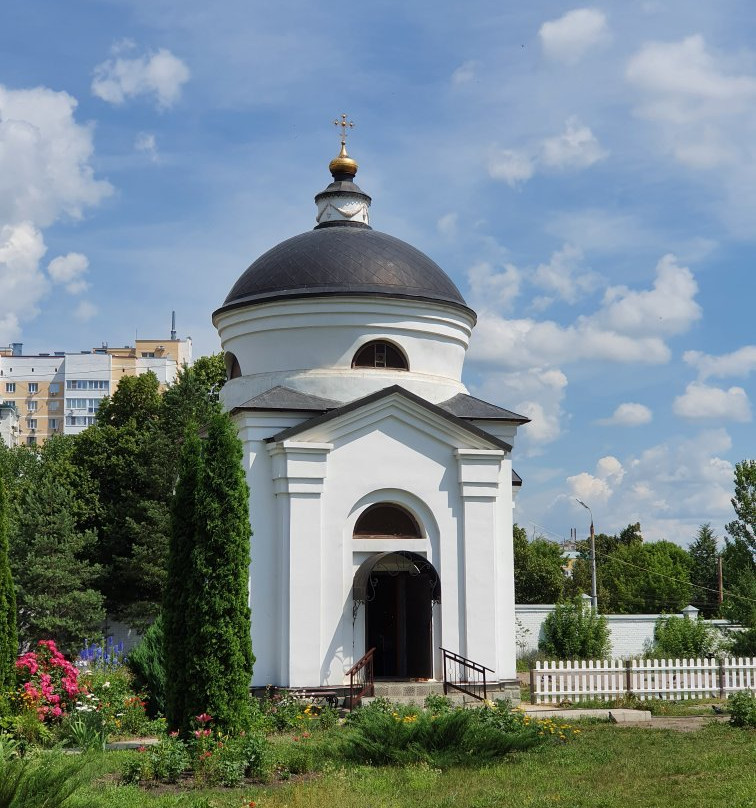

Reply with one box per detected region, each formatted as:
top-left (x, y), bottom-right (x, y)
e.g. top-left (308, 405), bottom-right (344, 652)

top-left (652, 615), bottom-right (724, 658)
top-left (15, 640), bottom-right (83, 722)
top-left (77, 665), bottom-right (152, 738)
top-left (729, 690), bottom-right (756, 728)
top-left (127, 616), bottom-right (166, 719)
top-left (729, 626), bottom-right (756, 657)
top-left (344, 701), bottom-right (547, 768)
top-left (539, 598), bottom-right (611, 659)
top-left (0, 751), bottom-right (97, 807)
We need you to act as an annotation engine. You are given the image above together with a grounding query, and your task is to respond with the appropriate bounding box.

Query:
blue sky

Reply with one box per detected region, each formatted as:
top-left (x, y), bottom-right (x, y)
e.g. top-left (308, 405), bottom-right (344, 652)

top-left (1, 1), bottom-right (754, 546)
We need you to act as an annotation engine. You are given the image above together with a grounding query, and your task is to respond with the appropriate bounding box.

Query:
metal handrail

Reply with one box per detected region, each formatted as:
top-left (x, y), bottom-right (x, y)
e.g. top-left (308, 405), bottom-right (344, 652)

top-left (346, 647), bottom-right (375, 709)
top-left (440, 647), bottom-right (494, 702)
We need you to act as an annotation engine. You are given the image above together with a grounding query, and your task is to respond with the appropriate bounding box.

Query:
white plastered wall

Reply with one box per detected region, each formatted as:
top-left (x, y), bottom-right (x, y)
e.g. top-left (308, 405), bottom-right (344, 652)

top-left (239, 393), bottom-right (518, 688)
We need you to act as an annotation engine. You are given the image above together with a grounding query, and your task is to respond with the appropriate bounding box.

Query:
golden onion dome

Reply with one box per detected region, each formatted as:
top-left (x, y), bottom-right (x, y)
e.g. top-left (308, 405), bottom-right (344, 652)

top-left (329, 141), bottom-right (358, 178)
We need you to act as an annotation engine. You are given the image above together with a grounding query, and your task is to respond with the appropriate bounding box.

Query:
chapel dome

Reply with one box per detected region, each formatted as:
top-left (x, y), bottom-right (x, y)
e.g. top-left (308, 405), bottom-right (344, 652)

top-left (214, 133), bottom-right (473, 319)
top-left (217, 227), bottom-right (471, 314)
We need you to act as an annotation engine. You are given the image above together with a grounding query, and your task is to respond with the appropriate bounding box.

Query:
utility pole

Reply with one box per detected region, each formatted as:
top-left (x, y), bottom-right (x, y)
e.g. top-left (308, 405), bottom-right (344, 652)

top-left (717, 554), bottom-right (724, 607)
top-left (576, 499), bottom-right (598, 611)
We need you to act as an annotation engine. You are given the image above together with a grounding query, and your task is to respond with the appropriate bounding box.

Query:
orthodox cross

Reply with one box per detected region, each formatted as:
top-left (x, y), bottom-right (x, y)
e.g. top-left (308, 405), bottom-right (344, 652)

top-left (333, 113), bottom-right (355, 146)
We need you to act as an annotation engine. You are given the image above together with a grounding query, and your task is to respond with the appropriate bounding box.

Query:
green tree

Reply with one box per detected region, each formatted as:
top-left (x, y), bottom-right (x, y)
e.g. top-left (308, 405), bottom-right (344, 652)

top-left (12, 470), bottom-right (104, 656)
top-left (688, 523), bottom-right (720, 618)
top-left (513, 526), bottom-right (565, 603)
top-left (163, 423), bottom-right (202, 731)
top-left (74, 372), bottom-right (173, 629)
top-left (181, 413), bottom-right (253, 735)
top-left (0, 474), bottom-right (17, 687)
top-left (721, 536), bottom-right (756, 627)
top-left (652, 615), bottom-right (722, 658)
top-left (539, 598), bottom-right (611, 659)
top-left (601, 541), bottom-right (692, 614)
top-left (722, 461), bottom-right (756, 627)
top-left (726, 459), bottom-right (756, 557)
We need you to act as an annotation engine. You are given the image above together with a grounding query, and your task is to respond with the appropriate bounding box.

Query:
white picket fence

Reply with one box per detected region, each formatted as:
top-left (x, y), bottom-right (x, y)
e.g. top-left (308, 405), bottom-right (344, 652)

top-left (530, 657), bottom-right (756, 704)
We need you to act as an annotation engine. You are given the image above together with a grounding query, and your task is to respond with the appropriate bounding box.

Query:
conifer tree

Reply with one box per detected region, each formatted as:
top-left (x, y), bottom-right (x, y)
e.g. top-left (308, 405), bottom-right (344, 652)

top-left (182, 412), bottom-right (254, 735)
top-left (163, 423), bottom-right (202, 730)
top-left (0, 475), bottom-right (18, 688)
top-left (688, 523), bottom-right (720, 618)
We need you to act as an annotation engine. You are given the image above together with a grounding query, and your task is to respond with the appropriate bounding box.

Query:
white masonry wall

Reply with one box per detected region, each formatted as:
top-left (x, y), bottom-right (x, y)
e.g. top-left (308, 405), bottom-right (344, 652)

top-left (515, 604), bottom-right (735, 659)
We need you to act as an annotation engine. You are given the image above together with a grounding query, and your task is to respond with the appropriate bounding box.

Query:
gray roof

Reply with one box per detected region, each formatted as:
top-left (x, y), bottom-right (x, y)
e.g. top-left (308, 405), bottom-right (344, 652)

top-left (438, 393), bottom-right (530, 424)
top-left (264, 384), bottom-right (513, 452)
top-left (512, 469), bottom-right (522, 486)
top-left (232, 386), bottom-right (342, 413)
top-left (215, 226), bottom-right (474, 317)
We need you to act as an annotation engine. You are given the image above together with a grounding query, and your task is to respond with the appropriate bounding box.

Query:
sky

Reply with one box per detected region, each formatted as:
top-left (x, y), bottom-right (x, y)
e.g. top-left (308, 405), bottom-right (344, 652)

top-left (0, 0), bottom-right (754, 548)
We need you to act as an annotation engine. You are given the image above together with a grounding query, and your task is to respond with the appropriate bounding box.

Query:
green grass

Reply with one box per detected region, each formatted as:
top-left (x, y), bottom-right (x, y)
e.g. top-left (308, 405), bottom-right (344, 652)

top-left (72, 722), bottom-right (756, 807)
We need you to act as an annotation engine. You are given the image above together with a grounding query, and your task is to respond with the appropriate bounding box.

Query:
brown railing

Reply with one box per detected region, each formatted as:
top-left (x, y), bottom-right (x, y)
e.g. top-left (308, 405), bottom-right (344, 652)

top-left (440, 647), bottom-right (494, 702)
top-left (347, 647), bottom-right (375, 709)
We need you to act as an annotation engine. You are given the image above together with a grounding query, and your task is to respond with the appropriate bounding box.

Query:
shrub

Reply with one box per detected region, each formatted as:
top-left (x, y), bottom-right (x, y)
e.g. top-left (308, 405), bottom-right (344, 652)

top-left (15, 640), bottom-right (82, 722)
top-left (127, 616), bottom-right (166, 719)
top-left (148, 734), bottom-right (191, 783)
top-left (344, 701), bottom-right (546, 768)
top-left (729, 690), bottom-right (756, 728)
top-left (729, 626), bottom-right (756, 657)
top-left (0, 751), bottom-right (97, 807)
top-left (539, 598), bottom-right (611, 659)
top-left (652, 615), bottom-right (724, 658)
top-left (77, 665), bottom-right (151, 738)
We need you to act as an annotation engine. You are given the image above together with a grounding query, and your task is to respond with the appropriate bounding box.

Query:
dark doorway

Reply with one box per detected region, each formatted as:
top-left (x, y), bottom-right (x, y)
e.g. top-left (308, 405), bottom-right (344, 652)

top-left (366, 564), bottom-right (433, 678)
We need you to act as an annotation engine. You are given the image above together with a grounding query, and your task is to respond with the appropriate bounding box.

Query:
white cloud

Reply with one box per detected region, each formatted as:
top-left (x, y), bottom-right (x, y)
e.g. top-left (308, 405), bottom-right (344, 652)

top-left (135, 131), bottom-right (159, 162)
top-left (598, 402), bottom-right (653, 427)
top-left (626, 35), bottom-right (756, 125)
top-left (470, 312), bottom-right (671, 370)
top-left (0, 223), bottom-right (48, 344)
top-left (466, 261), bottom-right (520, 310)
top-left (594, 254), bottom-right (701, 337)
top-left (451, 60), bottom-right (478, 87)
top-left (488, 118), bottom-right (606, 187)
top-left (487, 148), bottom-right (534, 187)
top-left (73, 300), bottom-right (98, 322)
top-left (0, 85), bottom-right (112, 227)
top-left (48, 252), bottom-right (89, 294)
top-left (92, 46), bottom-right (190, 109)
top-left (560, 429), bottom-right (735, 543)
top-left (684, 345), bottom-right (756, 380)
top-left (626, 35), bottom-right (756, 172)
top-left (673, 381), bottom-right (751, 422)
top-left (472, 367), bottom-right (568, 453)
top-left (539, 8), bottom-right (610, 65)
top-left (540, 116), bottom-right (607, 170)
top-left (532, 243), bottom-right (599, 304)
top-left (436, 212), bottom-right (458, 238)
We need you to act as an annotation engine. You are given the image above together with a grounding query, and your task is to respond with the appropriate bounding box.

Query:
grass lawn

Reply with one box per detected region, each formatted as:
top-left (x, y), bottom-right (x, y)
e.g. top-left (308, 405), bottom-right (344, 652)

top-left (79, 721), bottom-right (756, 808)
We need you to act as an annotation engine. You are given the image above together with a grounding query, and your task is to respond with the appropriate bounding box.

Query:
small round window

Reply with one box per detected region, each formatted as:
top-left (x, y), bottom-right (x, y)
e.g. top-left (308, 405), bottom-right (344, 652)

top-left (352, 341), bottom-right (408, 370)
top-left (225, 352), bottom-right (242, 380)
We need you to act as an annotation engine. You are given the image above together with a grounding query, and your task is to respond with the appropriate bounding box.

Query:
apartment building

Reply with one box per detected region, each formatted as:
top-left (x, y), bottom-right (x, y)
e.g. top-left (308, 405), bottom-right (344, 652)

top-left (0, 335), bottom-right (192, 446)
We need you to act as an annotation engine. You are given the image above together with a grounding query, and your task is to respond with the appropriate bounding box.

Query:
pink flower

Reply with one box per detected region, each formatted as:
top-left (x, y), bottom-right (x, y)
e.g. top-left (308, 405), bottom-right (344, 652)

top-left (196, 712), bottom-right (212, 724)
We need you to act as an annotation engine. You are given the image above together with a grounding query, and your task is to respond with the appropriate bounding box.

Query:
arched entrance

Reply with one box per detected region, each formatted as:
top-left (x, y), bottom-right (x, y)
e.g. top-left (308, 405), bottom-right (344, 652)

top-left (353, 505), bottom-right (440, 678)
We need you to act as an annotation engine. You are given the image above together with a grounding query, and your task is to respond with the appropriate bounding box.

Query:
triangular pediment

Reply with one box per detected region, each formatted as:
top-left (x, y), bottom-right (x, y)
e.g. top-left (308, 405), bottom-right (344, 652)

top-left (265, 385), bottom-right (511, 452)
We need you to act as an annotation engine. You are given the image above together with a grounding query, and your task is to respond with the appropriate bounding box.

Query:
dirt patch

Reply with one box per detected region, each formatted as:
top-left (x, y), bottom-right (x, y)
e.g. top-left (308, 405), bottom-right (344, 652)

top-left (637, 715), bottom-right (730, 732)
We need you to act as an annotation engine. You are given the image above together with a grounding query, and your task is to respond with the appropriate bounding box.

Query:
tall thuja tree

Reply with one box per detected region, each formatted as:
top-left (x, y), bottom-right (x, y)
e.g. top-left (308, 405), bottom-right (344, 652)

top-left (163, 423), bottom-right (202, 731)
top-left (182, 412), bottom-right (253, 735)
top-left (0, 475), bottom-right (17, 687)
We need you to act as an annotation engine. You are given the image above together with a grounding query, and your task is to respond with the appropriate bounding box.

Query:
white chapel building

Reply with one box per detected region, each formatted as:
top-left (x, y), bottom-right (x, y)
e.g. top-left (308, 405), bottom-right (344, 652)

top-left (212, 137), bottom-right (528, 693)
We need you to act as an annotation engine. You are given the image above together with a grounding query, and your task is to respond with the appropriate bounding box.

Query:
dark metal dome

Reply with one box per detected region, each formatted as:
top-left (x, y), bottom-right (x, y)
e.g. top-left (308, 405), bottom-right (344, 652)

top-left (215, 225), bottom-right (473, 317)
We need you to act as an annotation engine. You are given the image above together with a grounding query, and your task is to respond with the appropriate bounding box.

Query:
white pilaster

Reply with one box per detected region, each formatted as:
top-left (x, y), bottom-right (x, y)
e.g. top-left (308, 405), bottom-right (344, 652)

top-left (268, 440), bottom-right (333, 686)
top-left (455, 449), bottom-right (505, 675)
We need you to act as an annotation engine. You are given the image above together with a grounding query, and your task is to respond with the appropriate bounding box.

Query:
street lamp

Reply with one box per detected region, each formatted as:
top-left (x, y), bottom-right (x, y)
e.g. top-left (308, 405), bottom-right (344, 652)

top-left (576, 499), bottom-right (598, 611)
